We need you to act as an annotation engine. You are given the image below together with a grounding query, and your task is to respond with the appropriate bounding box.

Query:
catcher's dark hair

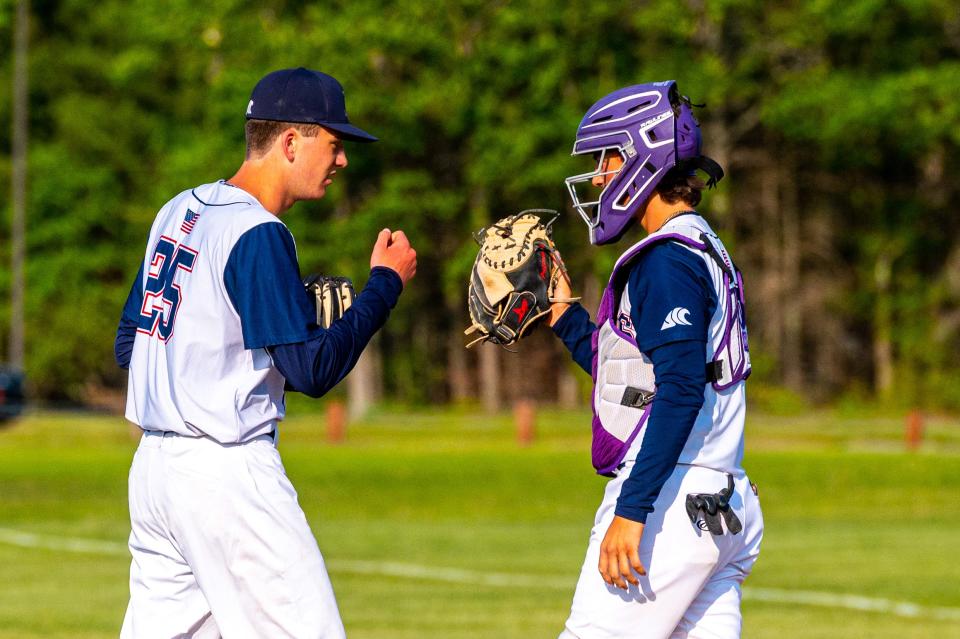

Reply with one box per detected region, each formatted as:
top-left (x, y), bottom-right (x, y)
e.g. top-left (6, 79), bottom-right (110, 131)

top-left (245, 119), bottom-right (323, 158)
top-left (655, 167), bottom-right (705, 207)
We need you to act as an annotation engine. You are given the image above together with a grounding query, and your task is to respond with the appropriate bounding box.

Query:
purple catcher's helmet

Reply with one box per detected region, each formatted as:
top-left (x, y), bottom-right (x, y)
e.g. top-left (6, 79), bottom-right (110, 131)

top-left (565, 81), bottom-right (724, 245)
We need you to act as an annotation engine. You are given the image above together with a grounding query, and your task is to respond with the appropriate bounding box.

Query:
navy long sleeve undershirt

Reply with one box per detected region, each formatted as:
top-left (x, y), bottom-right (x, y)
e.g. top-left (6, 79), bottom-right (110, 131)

top-left (115, 261), bottom-right (144, 369)
top-left (551, 302), bottom-right (596, 374)
top-left (614, 339), bottom-right (706, 522)
top-left (552, 242), bottom-right (716, 523)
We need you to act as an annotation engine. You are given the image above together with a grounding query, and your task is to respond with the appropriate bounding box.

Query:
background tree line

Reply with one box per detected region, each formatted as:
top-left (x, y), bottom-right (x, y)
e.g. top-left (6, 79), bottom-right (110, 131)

top-left (1, 0), bottom-right (959, 411)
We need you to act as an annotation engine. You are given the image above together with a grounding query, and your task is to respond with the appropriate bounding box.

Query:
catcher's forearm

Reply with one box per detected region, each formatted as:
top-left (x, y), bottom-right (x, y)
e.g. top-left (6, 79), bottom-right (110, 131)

top-left (614, 339), bottom-right (706, 523)
top-left (269, 268), bottom-right (402, 397)
top-left (550, 302), bottom-right (596, 375)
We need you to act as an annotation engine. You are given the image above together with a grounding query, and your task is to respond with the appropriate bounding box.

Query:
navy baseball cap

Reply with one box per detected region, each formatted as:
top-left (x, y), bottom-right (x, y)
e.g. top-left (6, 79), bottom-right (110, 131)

top-left (246, 67), bottom-right (378, 143)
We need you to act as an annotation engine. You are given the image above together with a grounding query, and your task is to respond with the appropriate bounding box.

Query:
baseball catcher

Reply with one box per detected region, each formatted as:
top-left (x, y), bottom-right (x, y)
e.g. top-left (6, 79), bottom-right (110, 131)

top-left (464, 210), bottom-right (577, 348)
top-left (548, 80), bottom-right (762, 639)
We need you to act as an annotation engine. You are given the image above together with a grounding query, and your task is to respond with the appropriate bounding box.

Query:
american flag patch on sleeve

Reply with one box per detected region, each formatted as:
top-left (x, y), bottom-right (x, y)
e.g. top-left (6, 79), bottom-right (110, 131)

top-left (181, 209), bottom-right (201, 234)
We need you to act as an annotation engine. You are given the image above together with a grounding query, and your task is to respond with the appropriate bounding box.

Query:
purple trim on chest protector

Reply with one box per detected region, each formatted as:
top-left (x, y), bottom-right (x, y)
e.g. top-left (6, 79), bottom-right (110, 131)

top-left (590, 286), bottom-right (626, 474)
top-left (713, 296), bottom-right (750, 390)
top-left (592, 405), bottom-right (652, 476)
top-left (610, 316), bottom-right (639, 347)
top-left (607, 233), bottom-right (708, 283)
top-left (705, 243), bottom-right (751, 391)
top-left (712, 279), bottom-right (741, 391)
top-left (589, 233), bottom-right (707, 474)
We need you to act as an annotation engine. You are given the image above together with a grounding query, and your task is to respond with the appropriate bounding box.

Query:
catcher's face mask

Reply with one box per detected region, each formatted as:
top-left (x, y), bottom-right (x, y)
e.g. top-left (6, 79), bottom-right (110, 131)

top-left (565, 148), bottom-right (625, 238)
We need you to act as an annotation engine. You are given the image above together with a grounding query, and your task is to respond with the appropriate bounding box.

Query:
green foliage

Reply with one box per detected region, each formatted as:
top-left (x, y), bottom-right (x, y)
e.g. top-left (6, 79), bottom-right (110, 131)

top-left (2, 0), bottom-right (960, 405)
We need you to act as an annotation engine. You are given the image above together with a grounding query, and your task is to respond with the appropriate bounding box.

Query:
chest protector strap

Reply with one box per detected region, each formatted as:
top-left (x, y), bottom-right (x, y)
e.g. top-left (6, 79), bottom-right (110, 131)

top-left (590, 223), bottom-right (751, 475)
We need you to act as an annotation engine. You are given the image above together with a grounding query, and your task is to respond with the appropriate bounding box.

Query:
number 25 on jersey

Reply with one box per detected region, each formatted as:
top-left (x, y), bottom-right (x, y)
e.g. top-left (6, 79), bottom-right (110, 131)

top-left (137, 236), bottom-right (199, 342)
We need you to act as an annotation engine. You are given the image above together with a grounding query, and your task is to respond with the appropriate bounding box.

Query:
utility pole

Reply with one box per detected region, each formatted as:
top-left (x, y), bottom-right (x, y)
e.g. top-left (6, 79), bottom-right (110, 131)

top-left (10, 0), bottom-right (29, 370)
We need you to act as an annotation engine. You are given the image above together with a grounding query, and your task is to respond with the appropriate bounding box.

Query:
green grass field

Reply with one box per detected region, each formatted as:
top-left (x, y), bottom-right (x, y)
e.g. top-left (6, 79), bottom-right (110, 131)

top-left (1, 403), bottom-right (959, 638)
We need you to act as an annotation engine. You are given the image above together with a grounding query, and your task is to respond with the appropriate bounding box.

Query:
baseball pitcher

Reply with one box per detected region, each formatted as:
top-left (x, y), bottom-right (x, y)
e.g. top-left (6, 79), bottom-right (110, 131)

top-left (114, 68), bottom-right (416, 638)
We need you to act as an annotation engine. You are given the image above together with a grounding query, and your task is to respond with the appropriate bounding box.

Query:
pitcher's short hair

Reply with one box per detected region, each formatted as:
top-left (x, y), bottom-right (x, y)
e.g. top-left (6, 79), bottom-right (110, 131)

top-left (245, 119), bottom-right (322, 158)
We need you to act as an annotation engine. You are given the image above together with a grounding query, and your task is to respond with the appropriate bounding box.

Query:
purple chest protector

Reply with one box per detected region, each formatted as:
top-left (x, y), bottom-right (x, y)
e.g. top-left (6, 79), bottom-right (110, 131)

top-left (590, 227), bottom-right (751, 475)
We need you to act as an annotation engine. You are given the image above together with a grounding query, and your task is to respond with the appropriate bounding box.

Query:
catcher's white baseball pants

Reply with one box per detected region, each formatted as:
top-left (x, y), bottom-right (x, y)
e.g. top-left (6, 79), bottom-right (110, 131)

top-left (120, 430), bottom-right (345, 639)
top-left (559, 464), bottom-right (763, 639)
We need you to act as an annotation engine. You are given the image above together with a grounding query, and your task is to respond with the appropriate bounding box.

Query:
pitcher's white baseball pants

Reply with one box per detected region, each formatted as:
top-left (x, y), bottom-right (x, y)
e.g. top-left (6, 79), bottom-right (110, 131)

top-left (120, 430), bottom-right (345, 639)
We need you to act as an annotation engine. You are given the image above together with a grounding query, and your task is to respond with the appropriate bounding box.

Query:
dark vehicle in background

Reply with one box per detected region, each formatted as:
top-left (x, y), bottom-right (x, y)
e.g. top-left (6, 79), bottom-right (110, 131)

top-left (0, 366), bottom-right (25, 421)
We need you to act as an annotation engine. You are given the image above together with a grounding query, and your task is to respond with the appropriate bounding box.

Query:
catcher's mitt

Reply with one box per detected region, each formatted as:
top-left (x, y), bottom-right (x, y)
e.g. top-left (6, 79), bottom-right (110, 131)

top-left (464, 209), bottom-right (577, 348)
top-left (303, 274), bottom-right (356, 329)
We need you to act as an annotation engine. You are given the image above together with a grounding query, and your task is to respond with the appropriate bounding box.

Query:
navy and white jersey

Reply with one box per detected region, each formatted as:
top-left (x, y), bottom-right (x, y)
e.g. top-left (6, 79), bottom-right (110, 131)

top-left (554, 213), bottom-right (751, 522)
top-left (122, 181), bottom-right (319, 443)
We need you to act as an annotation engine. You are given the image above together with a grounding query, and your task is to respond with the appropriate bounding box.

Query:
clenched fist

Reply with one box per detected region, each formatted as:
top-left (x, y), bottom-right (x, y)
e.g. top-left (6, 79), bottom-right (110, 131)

top-left (370, 228), bottom-right (417, 285)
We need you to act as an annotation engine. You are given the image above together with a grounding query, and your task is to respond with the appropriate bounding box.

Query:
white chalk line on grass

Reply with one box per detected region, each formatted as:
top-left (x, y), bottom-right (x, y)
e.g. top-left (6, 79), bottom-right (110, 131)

top-left (2, 527), bottom-right (958, 623)
top-left (0, 526), bottom-right (128, 555)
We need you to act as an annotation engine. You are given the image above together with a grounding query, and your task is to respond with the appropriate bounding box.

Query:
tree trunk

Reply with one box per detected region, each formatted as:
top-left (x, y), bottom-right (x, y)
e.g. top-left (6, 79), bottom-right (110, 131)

top-left (347, 338), bottom-right (380, 420)
top-left (447, 328), bottom-right (471, 403)
top-left (581, 270), bottom-right (600, 318)
top-left (479, 343), bottom-right (500, 413)
top-left (557, 366), bottom-right (580, 409)
top-left (708, 116), bottom-right (733, 231)
top-left (808, 202), bottom-right (841, 399)
top-left (9, 0), bottom-right (29, 369)
top-left (781, 157), bottom-right (803, 391)
top-left (759, 159), bottom-right (783, 375)
top-left (469, 186), bottom-right (502, 412)
top-left (687, 0), bottom-right (733, 233)
top-left (873, 251), bottom-right (895, 399)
